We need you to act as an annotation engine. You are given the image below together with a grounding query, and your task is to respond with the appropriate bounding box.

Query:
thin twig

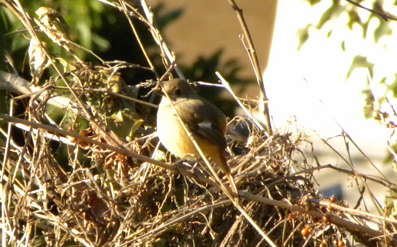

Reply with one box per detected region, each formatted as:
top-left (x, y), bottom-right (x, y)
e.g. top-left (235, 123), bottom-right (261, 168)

top-left (139, 0), bottom-right (185, 80)
top-left (345, 0), bottom-right (397, 22)
top-left (158, 82), bottom-right (277, 247)
top-left (226, 0), bottom-right (272, 134)
top-left (308, 198), bottom-right (397, 225)
top-left (216, 72), bottom-right (264, 131)
top-left (8, 0), bottom-right (127, 151)
top-left (119, 0), bottom-right (159, 79)
top-left (122, 200), bottom-right (232, 245)
top-left (273, 164), bottom-right (397, 192)
top-left (0, 114), bottom-right (174, 171)
top-left (242, 191), bottom-right (393, 243)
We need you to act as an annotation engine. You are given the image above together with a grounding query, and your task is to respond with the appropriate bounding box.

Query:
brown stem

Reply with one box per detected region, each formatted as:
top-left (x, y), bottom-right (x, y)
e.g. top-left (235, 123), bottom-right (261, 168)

top-left (227, 0), bottom-right (273, 135)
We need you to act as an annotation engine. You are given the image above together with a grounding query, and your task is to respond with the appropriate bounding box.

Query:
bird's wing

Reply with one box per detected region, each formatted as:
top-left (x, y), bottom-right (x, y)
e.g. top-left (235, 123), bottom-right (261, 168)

top-left (177, 98), bottom-right (227, 149)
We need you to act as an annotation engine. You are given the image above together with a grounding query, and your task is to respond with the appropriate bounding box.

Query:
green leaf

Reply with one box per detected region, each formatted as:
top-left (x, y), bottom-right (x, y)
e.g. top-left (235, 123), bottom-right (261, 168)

top-left (317, 0), bottom-right (341, 29)
top-left (296, 24), bottom-right (312, 51)
top-left (327, 29), bottom-right (333, 38)
top-left (106, 108), bottom-right (144, 140)
top-left (372, 1), bottom-right (384, 13)
top-left (384, 76), bottom-right (397, 98)
top-left (374, 20), bottom-right (392, 43)
top-left (347, 10), bottom-right (361, 30)
top-left (346, 55), bottom-right (374, 81)
top-left (307, 0), bottom-right (322, 6)
top-left (362, 21), bottom-right (369, 39)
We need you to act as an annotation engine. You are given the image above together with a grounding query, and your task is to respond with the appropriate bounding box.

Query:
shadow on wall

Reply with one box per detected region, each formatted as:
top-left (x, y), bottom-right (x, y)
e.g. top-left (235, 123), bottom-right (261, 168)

top-left (148, 0), bottom-right (277, 79)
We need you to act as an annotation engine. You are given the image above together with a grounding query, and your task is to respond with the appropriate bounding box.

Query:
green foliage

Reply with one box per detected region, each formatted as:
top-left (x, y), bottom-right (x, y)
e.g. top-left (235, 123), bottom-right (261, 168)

top-left (299, 0), bottom-right (395, 76)
top-left (346, 55), bottom-right (374, 80)
top-left (0, 0), bottom-right (252, 114)
top-left (299, 0), bottom-right (397, 121)
top-left (0, 0), bottom-right (251, 148)
top-left (347, 10), bottom-right (362, 29)
top-left (299, 0), bottom-right (397, 169)
top-left (307, 0), bottom-right (322, 6)
top-left (374, 20), bottom-right (393, 42)
top-left (297, 24), bottom-right (312, 51)
top-left (317, 0), bottom-right (342, 29)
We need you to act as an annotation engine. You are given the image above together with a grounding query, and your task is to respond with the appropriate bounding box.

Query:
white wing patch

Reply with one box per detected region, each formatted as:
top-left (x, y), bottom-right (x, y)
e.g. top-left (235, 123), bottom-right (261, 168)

top-left (198, 121), bottom-right (213, 130)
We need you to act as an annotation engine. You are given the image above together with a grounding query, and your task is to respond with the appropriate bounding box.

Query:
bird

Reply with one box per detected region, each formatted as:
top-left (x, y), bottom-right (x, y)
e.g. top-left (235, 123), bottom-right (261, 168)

top-left (35, 7), bottom-right (70, 46)
top-left (157, 79), bottom-right (238, 195)
top-left (28, 37), bottom-right (50, 84)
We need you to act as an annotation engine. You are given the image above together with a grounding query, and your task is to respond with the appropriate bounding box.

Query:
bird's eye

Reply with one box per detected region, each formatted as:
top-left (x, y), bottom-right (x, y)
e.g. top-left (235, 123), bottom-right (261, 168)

top-left (174, 88), bottom-right (182, 96)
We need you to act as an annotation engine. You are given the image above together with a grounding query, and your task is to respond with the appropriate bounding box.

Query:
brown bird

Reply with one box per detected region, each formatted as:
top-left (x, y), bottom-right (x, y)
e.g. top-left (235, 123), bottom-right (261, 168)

top-left (157, 79), bottom-right (238, 195)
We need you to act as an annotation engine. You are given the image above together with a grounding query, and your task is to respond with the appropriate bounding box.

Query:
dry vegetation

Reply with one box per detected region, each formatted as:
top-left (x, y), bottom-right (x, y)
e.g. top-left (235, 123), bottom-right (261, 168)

top-left (0, 0), bottom-right (397, 246)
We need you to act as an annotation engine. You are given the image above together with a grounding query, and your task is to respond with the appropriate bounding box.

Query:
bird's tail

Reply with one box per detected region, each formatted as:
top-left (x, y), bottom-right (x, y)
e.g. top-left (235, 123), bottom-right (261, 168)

top-left (213, 152), bottom-right (239, 196)
top-left (226, 173), bottom-right (238, 196)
